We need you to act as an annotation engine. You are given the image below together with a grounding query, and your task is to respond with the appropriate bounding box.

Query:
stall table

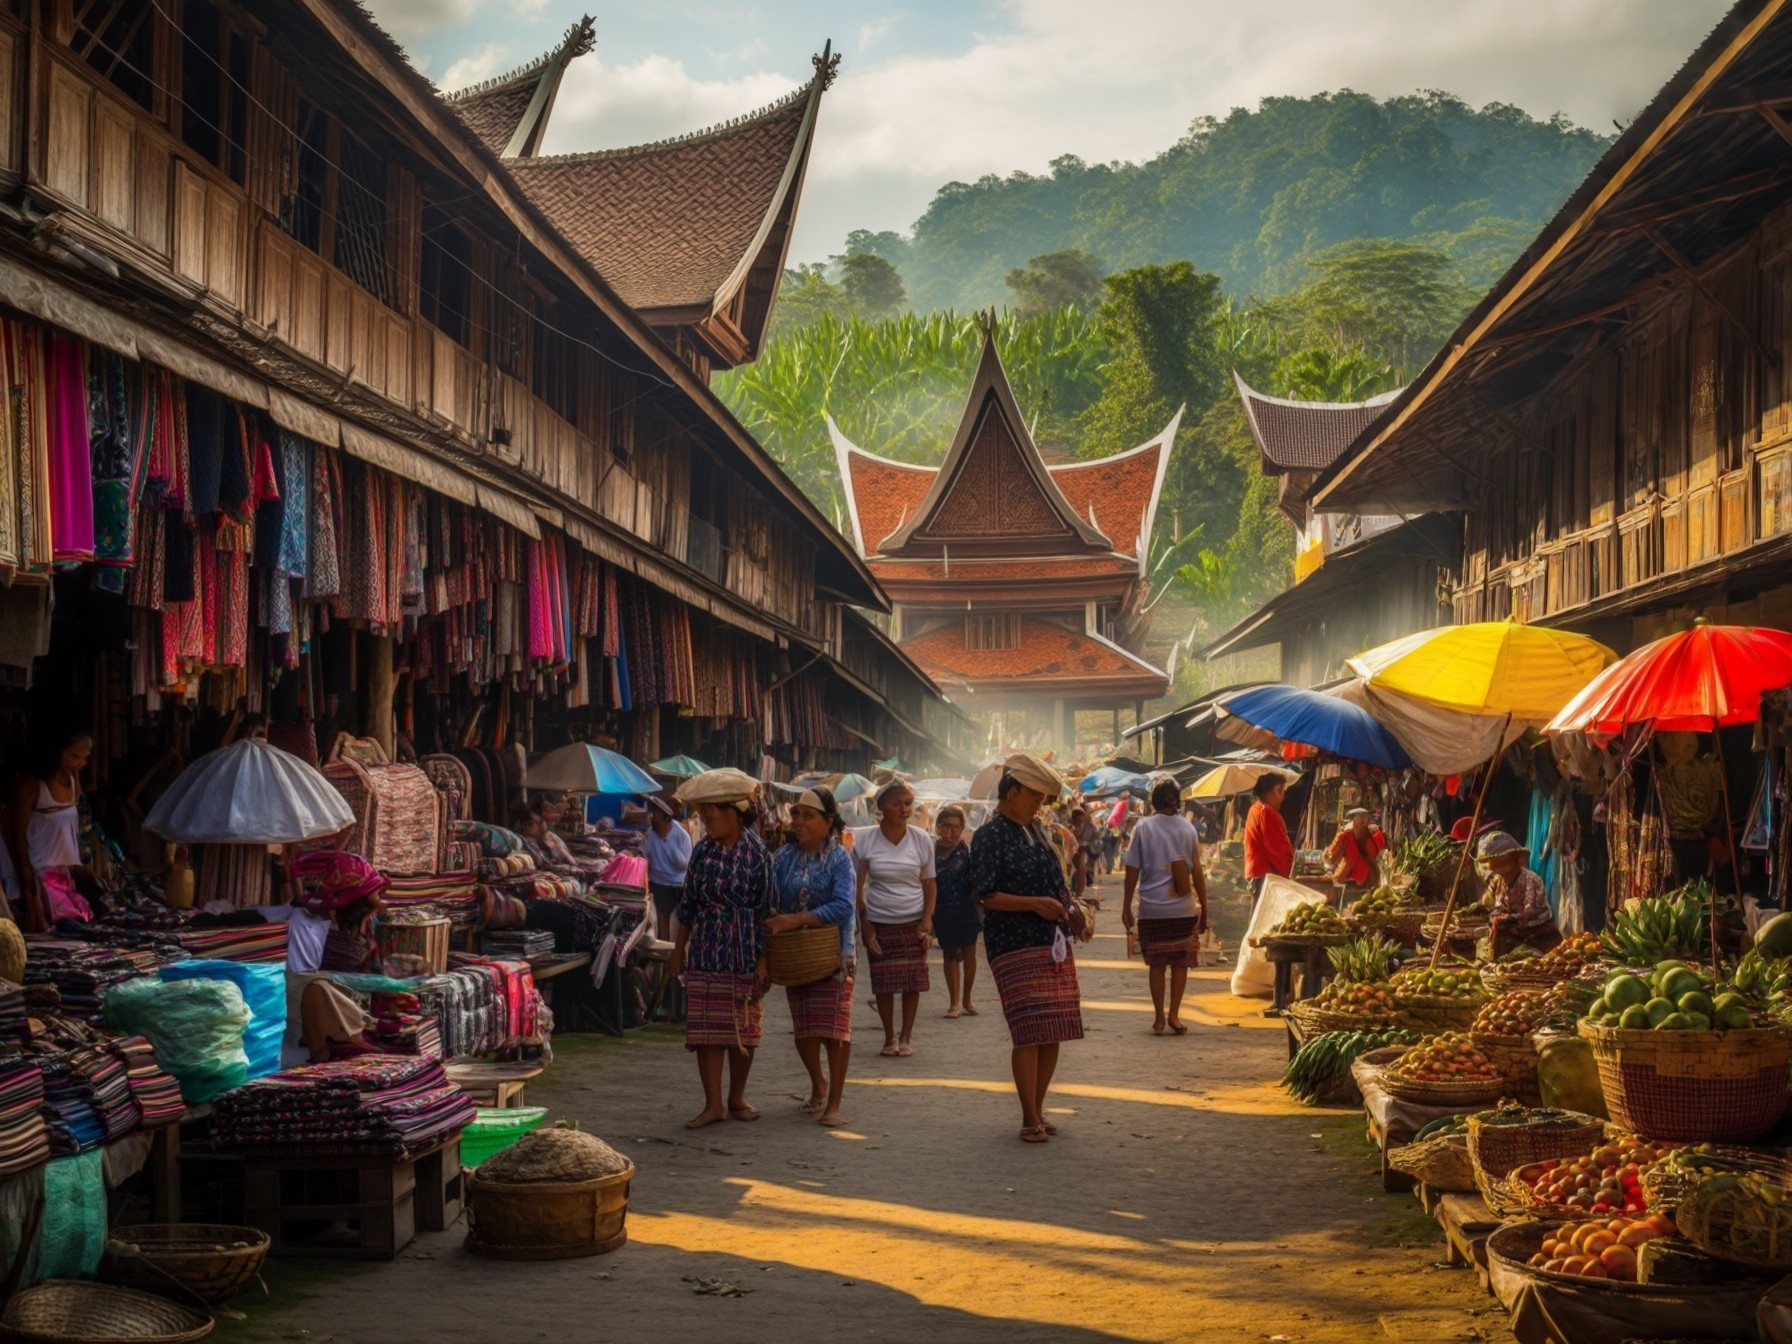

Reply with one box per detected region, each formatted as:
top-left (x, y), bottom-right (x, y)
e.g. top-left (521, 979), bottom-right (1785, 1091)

top-left (148, 1104), bottom-right (213, 1224)
top-left (445, 1061), bottom-right (543, 1109)
top-left (243, 1134), bottom-right (462, 1260)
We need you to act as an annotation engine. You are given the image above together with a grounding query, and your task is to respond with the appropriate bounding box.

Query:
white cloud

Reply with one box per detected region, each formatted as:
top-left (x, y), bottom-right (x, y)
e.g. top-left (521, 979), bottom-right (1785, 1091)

top-left (363, 0), bottom-right (489, 41)
top-left (440, 43), bottom-right (515, 92)
top-left (537, 53), bottom-right (802, 160)
top-left (857, 17), bottom-right (898, 54)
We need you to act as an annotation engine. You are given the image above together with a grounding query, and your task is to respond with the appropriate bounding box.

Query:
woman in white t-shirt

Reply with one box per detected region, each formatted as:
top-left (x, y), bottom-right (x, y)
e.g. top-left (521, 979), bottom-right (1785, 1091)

top-left (854, 780), bottom-right (937, 1057)
top-left (1122, 777), bottom-right (1208, 1036)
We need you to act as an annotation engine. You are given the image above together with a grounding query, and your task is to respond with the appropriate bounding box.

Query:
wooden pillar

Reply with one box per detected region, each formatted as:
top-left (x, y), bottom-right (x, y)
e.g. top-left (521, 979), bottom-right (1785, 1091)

top-left (367, 633), bottom-right (396, 759)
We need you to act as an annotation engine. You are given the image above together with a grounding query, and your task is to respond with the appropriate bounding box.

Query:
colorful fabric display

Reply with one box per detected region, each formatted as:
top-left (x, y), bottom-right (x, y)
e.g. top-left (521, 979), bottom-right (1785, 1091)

top-left (211, 1055), bottom-right (475, 1155)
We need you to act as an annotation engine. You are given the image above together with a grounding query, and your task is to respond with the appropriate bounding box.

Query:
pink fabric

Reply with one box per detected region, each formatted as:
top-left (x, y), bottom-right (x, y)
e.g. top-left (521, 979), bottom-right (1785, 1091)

top-left (45, 334), bottom-right (93, 561)
top-left (40, 869), bottom-right (92, 923)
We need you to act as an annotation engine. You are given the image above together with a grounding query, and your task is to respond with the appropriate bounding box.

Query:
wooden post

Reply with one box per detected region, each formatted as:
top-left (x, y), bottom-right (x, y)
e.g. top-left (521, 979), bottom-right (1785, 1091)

top-left (1711, 726), bottom-right (1743, 981)
top-left (1428, 717), bottom-right (1510, 970)
top-left (367, 634), bottom-right (396, 759)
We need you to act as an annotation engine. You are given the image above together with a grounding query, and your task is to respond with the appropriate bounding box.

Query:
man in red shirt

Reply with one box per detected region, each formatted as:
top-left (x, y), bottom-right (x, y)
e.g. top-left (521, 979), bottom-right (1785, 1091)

top-left (1243, 774), bottom-right (1294, 904)
top-left (1326, 807), bottom-right (1386, 893)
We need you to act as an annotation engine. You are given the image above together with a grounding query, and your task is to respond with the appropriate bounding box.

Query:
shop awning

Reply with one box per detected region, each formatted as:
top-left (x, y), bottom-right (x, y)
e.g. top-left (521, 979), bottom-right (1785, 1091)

top-left (1201, 516), bottom-right (1456, 661)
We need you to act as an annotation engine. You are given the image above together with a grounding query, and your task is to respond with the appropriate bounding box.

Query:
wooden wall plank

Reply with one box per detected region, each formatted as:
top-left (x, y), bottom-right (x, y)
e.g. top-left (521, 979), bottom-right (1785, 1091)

top-left (0, 30), bottom-right (20, 178)
top-left (133, 137), bottom-right (170, 257)
top-left (171, 163), bottom-right (208, 289)
top-left (43, 63), bottom-right (90, 205)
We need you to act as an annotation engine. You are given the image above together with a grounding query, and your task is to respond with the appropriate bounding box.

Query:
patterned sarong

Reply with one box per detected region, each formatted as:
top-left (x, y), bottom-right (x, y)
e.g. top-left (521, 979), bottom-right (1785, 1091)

top-left (684, 970), bottom-right (763, 1050)
top-left (787, 976), bottom-right (853, 1043)
top-left (1138, 916), bottom-right (1197, 969)
top-left (990, 945), bottom-right (1084, 1047)
top-left (867, 921), bottom-right (930, 996)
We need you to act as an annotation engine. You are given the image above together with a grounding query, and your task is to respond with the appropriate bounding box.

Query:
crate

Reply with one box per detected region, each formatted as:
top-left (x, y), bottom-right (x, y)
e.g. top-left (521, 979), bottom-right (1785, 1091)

top-left (243, 1136), bottom-right (462, 1260)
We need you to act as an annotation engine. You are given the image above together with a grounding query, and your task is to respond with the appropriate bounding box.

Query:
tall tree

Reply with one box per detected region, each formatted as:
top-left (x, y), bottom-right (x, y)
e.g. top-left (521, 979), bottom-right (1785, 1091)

top-left (1005, 250), bottom-right (1107, 316)
top-left (841, 253), bottom-right (907, 318)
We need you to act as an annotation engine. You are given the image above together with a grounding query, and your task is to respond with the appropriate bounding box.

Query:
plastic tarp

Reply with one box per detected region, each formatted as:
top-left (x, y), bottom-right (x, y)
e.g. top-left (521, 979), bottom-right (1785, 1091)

top-left (142, 737), bottom-right (353, 844)
top-left (1335, 679), bottom-right (1527, 777)
top-left (105, 977), bottom-right (250, 1103)
top-left (37, 1151), bottom-right (105, 1280)
top-left (162, 961), bottom-right (286, 1082)
top-left (1230, 875), bottom-right (1333, 997)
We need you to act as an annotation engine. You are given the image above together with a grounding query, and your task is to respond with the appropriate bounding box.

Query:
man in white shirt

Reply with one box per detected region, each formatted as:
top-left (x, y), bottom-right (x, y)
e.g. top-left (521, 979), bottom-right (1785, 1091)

top-left (644, 797), bottom-right (693, 939)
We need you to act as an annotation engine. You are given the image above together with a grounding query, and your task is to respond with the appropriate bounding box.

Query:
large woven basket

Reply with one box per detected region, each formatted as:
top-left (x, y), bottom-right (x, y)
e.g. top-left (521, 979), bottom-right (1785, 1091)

top-left (766, 925), bottom-right (840, 988)
top-left (0, 1281), bottom-right (212, 1344)
top-left (1346, 911), bottom-right (1425, 946)
top-left (1677, 1173), bottom-right (1792, 1269)
top-left (1393, 994), bottom-right (1484, 1034)
top-left (1466, 1109), bottom-right (1605, 1208)
top-left (1287, 999), bottom-right (1394, 1037)
top-left (100, 1225), bottom-right (269, 1305)
top-left (1481, 962), bottom-right (1604, 994)
top-left (1376, 1069), bottom-right (1504, 1106)
top-left (1578, 1022), bottom-right (1792, 1143)
top-left (1388, 1134), bottom-right (1478, 1192)
top-left (1471, 1034), bottom-right (1543, 1102)
top-left (465, 1162), bottom-right (634, 1260)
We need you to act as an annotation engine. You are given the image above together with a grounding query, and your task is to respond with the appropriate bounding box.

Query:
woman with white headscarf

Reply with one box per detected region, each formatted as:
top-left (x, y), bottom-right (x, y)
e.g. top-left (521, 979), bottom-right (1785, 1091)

top-left (670, 769), bottom-right (775, 1129)
top-left (854, 779), bottom-right (937, 1058)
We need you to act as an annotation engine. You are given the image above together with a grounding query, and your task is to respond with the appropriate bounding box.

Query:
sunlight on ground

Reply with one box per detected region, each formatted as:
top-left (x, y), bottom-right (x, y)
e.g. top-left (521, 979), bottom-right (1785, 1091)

top-left (628, 1177), bottom-right (1373, 1342)
top-left (847, 1075), bottom-right (1300, 1116)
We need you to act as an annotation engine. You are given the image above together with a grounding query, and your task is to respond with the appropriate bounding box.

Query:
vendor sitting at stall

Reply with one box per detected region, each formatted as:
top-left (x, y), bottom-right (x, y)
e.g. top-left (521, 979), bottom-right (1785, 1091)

top-left (283, 852), bottom-right (384, 1063)
top-left (1326, 808), bottom-right (1386, 896)
top-left (1476, 829), bottom-right (1561, 959)
top-left (516, 807), bottom-right (606, 884)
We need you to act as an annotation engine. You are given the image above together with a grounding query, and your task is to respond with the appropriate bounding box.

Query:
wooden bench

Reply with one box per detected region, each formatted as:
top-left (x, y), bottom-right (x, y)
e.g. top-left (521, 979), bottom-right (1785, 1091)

top-left (243, 1135), bottom-right (462, 1260)
top-left (445, 1061), bottom-right (544, 1109)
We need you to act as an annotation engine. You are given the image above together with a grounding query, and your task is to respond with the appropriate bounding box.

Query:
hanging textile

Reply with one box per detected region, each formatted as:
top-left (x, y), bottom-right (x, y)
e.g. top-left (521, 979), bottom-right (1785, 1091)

top-left (307, 446), bottom-right (340, 597)
top-left (45, 332), bottom-right (91, 563)
top-left (88, 349), bottom-right (143, 572)
top-left (1, 319), bottom-right (54, 580)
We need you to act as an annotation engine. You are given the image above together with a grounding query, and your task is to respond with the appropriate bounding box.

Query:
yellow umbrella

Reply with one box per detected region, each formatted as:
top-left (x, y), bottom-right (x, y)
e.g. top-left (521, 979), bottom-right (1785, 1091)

top-left (1347, 620), bottom-right (1616, 723)
top-left (1182, 762), bottom-right (1294, 799)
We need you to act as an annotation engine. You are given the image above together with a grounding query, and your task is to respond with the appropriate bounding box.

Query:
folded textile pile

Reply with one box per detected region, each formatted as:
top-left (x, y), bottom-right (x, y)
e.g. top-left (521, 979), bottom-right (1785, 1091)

top-left (69, 1044), bottom-right (138, 1142)
top-left (599, 852), bottom-right (647, 887)
top-left (365, 995), bottom-right (443, 1059)
top-left (28, 946), bottom-right (184, 1019)
top-left (36, 1055), bottom-right (105, 1155)
top-left (212, 1055), bottom-right (475, 1155)
top-left (382, 872), bottom-right (481, 927)
top-left (481, 930), bottom-right (554, 959)
top-left (175, 921), bottom-right (289, 964)
top-left (0, 981), bottom-right (28, 1049)
top-left (478, 853), bottom-right (534, 881)
top-left (114, 1036), bottom-right (184, 1129)
top-left (0, 1059), bottom-right (49, 1176)
top-left (452, 821), bottom-right (525, 857)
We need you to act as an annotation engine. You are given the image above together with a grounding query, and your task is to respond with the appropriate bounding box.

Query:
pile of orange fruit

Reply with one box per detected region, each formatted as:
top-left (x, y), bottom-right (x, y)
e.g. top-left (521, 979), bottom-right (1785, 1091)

top-left (1527, 1213), bottom-right (1675, 1280)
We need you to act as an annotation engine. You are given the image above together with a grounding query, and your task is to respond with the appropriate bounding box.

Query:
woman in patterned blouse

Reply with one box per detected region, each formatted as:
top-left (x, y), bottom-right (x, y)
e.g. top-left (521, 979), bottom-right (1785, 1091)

top-left (769, 786), bottom-right (858, 1127)
top-left (971, 753), bottom-right (1088, 1144)
top-left (671, 769), bottom-right (775, 1130)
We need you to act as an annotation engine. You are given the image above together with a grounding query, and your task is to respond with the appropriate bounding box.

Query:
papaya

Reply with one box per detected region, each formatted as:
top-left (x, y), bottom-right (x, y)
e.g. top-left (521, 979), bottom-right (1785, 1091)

top-left (1605, 974), bottom-right (1649, 1010)
top-left (1618, 1005), bottom-right (1651, 1030)
top-left (1754, 912), bottom-right (1792, 960)
top-left (1645, 997), bottom-right (1676, 1027)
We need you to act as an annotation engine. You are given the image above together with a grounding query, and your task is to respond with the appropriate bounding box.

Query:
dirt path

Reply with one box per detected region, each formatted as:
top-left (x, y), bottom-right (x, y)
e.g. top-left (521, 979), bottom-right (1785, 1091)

top-left (217, 911), bottom-right (1499, 1344)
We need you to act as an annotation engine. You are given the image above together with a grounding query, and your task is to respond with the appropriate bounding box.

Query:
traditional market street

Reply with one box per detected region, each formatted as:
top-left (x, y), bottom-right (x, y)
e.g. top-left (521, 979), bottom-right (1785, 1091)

top-left (215, 908), bottom-right (1490, 1344)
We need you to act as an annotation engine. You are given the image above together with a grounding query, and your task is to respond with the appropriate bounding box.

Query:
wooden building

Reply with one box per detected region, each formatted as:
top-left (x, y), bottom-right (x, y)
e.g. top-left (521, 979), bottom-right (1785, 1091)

top-left (1309, 0), bottom-right (1792, 654)
top-left (0, 0), bottom-right (961, 772)
top-left (833, 325), bottom-right (1175, 750)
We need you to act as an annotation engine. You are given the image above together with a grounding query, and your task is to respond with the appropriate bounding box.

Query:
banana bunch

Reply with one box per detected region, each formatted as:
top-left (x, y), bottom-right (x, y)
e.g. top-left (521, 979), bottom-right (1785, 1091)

top-left (1282, 1027), bottom-right (1420, 1105)
top-left (1601, 892), bottom-right (1709, 965)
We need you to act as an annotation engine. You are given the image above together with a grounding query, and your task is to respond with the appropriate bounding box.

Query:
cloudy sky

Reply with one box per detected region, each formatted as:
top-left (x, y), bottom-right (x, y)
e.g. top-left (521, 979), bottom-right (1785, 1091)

top-left (368, 0), bottom-right (1734, 263)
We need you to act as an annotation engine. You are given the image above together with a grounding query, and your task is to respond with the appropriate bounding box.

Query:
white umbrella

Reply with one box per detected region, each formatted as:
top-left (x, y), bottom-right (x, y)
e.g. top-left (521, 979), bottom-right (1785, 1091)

top-left (143, 738), bottom-right (354, 845)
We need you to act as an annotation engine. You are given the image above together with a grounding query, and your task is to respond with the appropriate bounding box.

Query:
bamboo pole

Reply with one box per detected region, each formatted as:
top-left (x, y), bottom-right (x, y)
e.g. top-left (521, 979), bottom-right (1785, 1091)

top-left (1710, 726), bottom-right (1743, 982)
top-left (1428, 714), bottom-right (1512, 970)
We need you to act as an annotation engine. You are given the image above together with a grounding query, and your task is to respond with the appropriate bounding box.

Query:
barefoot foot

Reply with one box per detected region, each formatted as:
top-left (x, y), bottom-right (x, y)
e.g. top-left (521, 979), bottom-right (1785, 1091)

top-left (818, 1110), bottom-right (851, 1127)
top-left (686, 1107), bottom-right (728, 1129)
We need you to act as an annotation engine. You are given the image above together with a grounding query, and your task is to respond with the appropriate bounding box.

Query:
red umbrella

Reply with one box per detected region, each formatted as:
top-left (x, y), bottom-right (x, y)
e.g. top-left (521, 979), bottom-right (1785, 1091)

top-left (1546, 622), bottom-right (1792, 737)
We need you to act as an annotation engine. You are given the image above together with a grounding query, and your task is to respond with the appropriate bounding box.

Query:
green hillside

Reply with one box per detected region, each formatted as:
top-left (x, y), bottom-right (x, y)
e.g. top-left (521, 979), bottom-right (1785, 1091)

top-left (850, 89), bottom-right (1610, 311)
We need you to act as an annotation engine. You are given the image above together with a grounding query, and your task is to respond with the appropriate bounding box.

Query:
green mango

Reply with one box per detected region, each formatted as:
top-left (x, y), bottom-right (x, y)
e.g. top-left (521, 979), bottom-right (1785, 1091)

top-left (1683, 1011), bottom-right (1712, 1030)
top-left (1714, 991), bottom-right (1749, 1014)
top-left (1587, 997), bottom-right (1612, 1020)
top-left (1661, 969), bottom-right (1703, 1001)
top-left (1678, 990), bottom-right (1715, 1019)
top-left (1719, 1005), bottom-right (1754, 1030)
top-left (1645, 997), bottom-right (1677, 1027)
top-left (1618, 1005), bottom-right (1653, 1030)
top-left (1605, 975), bottom-right (1650, 1010)
top-left (1658, 1012), bottom-right (1691, 1030)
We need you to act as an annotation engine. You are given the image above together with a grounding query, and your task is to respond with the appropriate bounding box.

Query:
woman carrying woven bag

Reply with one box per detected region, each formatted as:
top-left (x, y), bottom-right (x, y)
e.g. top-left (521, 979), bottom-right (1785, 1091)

top-left (670, 769), bottom-right (775, 1130)
top-left (768, 786), bottom-right (858, 1127)
top-left (1121, 776), bottom-right (1207, 1036)
top-left (854, 780), bottom-right (938, 1058)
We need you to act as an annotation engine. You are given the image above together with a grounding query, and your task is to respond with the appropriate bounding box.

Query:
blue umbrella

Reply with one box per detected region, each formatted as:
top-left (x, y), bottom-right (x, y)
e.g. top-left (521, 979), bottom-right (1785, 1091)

top-left (1215, 685), bottom-right (1410, 770)
top-left (524, 742), bottom-right (661, 795)
top-left (1077, 767), bottom-right (1152, 798)
top-left (648, 755), bottom-right (710, 779)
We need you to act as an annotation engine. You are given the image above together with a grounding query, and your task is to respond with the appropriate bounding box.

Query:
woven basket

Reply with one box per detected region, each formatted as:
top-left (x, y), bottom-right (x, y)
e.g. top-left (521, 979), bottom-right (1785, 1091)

top-left (1466, 1110), bottom-right (1605, 1206)
top-left (1578, 1022), bottom-right (1792, 1143)
top-left (1377, 1069), bottom-right (1504, 1106)
top-left (1481, 962), bottom-right (1604, 994)
top-left (100, 1225), bottom-right (269, 1305)
top-left (0, 1281), bottom-right (212, 1344)
top-left (1287, 999), bottom-right (1395, 1036)
top-left (1393, 995), bottom-right (1484, 1034)
top-left (1472, 1035), bottom-right (1542, 1103)
top-left (766, 925), bottom-right (840, 988)
top-left (1347, 911), bottom-right (1425, 945)
top-left (1256, 931), bottom-right (1349, 949)
top-left (1642, 1148), bottom-right (1792, 1215)
top-left (1677, 1174), bottom-right (1792, 1269)
top-left (1388, 1135), bottom-right (1478, 1192)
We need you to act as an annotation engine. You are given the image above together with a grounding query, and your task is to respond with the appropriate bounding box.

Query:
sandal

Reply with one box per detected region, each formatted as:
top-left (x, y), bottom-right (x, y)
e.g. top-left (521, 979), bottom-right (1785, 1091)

top-left (1019, 1126), bottom-right (1050, 1144)
top-left (879, 1044), bottom-right (899, 1057)
top-left (896, 1043), bottom-right (914, 1057)
top-left (1168, 1020), bottom-right (1189, 1035)
top-left (944, 1006), bottom-right (962, 1019)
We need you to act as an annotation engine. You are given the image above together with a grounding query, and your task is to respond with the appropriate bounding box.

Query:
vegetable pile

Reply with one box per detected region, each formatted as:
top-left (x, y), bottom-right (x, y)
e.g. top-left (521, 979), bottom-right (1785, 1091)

top-left (1600, 888), bottom-right (1709, 964)
top-left (1394, 832), bottom-right (1456, 874)
top-left (1282, 1028), bottom-right (1418, 1104)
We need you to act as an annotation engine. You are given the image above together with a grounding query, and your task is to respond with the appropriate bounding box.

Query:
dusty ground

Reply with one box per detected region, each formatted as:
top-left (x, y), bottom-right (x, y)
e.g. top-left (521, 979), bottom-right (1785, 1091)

top-left (216, 887), bottom-right (1502, 1344)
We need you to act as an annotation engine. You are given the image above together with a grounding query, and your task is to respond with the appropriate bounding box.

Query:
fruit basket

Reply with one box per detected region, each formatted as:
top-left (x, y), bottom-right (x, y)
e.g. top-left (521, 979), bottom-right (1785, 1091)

top-left (1390, 965), bottom-right (1488, 1033)
top-left (1642, 1145), bottom-right (1792, 1216)
top-left (1486, 1214), bottom-right (1677, 1285)
top-left (1466, 1106), bottom-right (1607, 1207)
top-left (1287, 997), bottom-right (1394, 1037)
top-left (1482, 933), bottom-right (1609, 992)
top-left (1677, 1169), bottom-right (1792, 1269)
top-left (1376, 1032), bottom-right (1505, 1105)
top-left (1508, 1139), bottom-right (1671, 1220)
top-left (1578, 1022), bottom-right (1791, 1144)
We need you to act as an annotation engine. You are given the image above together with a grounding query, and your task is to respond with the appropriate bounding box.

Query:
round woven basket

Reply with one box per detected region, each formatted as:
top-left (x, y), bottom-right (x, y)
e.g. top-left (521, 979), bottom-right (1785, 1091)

top-left (1287, 999), bottom-right (1395, 1037)
top-left (1388, 1134), bottom-right (1478, 1192)
top-left (465, 1162), bottom-right (634, 1260)
top-left (0, 1281), bottom-right (212, 1344)
top-left (1480, 962), bottom-right (1604, 994)
top-left (1677, 1174), bottom-right (1792, 1268)
top-left (100, 1225), bottom-right (269, 1305)
top-left (1256, 931), bottom-right (1349, 949)
top-left (1377, 1069), bottom-right (1504, 1106)
top-left (1466, 1110), bottom-right (1605, 1207)
top-left (1393, 994), bottom-right (1484, 1034)
top-left (1578, 1022), bottom-right (1792, 1143)
top-left (1346, 911), bottom-right (1425, 945)
top-left (766, 925), bottom-right (840, 988)
top-left (1485, 1222), bottom-right (1681, 1294)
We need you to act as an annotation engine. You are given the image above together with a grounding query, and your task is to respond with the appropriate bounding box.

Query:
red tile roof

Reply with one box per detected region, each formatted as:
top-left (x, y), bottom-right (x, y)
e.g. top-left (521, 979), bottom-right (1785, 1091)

top-left (902, 618), bottom-right (1167, 690)
top-left (842, 451), bottom-right (932, 555)
top-left (870, 555), bottom-right (1138, 582)
top-left (508, 82), bottom-right (818, 315)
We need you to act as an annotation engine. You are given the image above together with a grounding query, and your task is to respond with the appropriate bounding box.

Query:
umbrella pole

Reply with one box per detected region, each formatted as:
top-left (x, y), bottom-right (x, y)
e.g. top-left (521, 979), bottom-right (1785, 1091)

top-left (1429, 726), bottom-right (1506, 971)
top-left (1712, 727), bottom-right (1744, 982)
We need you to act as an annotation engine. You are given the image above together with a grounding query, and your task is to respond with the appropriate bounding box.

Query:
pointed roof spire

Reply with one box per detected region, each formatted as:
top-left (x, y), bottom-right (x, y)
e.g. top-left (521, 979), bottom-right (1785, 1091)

top-left (445, 16), bottom-right (596, 159)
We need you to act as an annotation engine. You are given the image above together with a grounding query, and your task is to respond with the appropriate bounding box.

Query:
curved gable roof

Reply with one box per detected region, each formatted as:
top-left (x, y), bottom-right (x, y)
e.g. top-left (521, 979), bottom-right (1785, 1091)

top-left (444, 16), bottom-right (595, 159)
top-left (1234, 373), bottom-right (1402, 476)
